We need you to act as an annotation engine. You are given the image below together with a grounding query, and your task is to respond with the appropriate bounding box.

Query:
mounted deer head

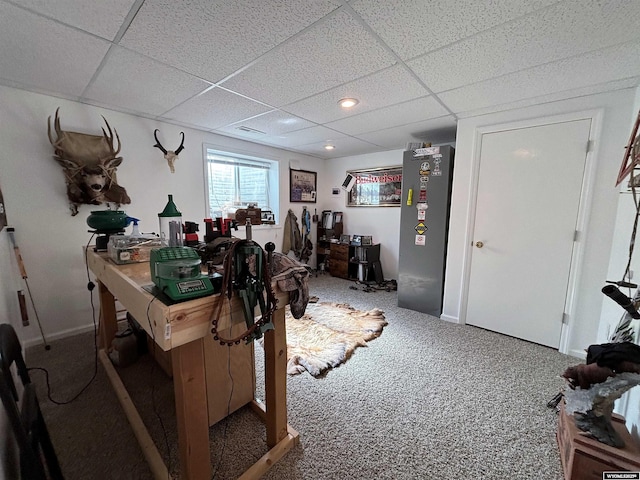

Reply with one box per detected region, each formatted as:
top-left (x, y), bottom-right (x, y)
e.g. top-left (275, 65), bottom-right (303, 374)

top-left (48, 108), bottom-right (131, 215)
top-left (153, 129), bottom-right (185, 173)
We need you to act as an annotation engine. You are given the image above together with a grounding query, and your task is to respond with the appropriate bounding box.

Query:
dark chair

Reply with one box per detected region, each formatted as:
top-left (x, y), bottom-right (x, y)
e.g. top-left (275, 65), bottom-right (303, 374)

top-left (0, 323), bottom-right (64, 479)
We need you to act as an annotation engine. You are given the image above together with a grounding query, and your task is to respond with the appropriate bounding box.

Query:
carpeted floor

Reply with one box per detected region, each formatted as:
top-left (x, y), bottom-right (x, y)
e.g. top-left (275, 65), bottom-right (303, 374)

top-left (26, 274), bottom-right (578, 479)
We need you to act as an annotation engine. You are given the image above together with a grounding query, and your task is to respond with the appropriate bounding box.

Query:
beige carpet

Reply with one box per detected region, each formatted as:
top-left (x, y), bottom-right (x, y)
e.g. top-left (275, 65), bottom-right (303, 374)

top-left (284, 302), bottom-right (387, 376)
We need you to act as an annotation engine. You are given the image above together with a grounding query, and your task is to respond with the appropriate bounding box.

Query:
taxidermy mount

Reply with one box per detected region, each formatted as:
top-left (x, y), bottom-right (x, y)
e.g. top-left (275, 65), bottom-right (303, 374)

top-left (153, 129), bottom-right (185, 173)
top-left (48, 108), bottom-right (131, 215)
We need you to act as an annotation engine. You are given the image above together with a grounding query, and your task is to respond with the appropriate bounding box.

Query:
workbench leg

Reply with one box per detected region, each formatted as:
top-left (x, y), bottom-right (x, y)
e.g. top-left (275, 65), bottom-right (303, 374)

top-left (97, 280), bottom-right (118, 350)
top-left (172, 339), bottom-right (211, 480)
top-left (264, 307), bottom-right (288, 447)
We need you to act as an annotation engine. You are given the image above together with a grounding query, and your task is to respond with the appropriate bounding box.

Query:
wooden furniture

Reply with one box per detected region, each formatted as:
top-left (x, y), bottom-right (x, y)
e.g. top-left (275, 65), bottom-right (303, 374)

top-left (557, 406), bottom-right (640, 479)
top-left (316, 219), bottom-right (343, 275)
top-left (86, 250), bottom-right (298, 480)
top-left (316, 226), bottom-right (332, 275)
top-left (328, 242), bottom-right (381, 282)
top-left (329, 242), bottom-right (350, 279)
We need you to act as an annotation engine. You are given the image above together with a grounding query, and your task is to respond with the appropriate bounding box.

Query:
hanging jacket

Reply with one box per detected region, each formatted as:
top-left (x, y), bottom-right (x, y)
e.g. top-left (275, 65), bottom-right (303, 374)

top-left (300, 207), bottom-right (313, 263)
top-left (282, 209), bottom-right (302, 257)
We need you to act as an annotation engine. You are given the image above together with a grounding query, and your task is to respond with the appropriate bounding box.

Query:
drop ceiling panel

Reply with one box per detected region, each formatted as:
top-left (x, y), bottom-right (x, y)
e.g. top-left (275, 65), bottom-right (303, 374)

top-left (439, 41), bottom-right (640, 113)
top-left (456, 77), bottom-right (640, 119)
top-left (163, 87), bottom-right (272, 130)
top-left (409, 0), bottom-right (640, 93)
top-left (10, 0), bottom-right (137, 40)
top-left (215, 110), bottom-right (316, 139)
top-left (282, 65), bottom-right (428, 125)
top-left (293, 136), bottom-right (382, 159)
top-left (261, 125), bottom-right (347, 148)
top-left (350, 0), bottom-right (557, 61)
top-left (2, 1), bottom-right (640, 160)
top-left (221, 8), bottom-right (397, 107)
top-left (355, 116), bottom-right (457, 149)
top-left (325, 96), bottom-right (449, 136)
top-left (84, 47), bottom-right (211, 116)
top-left (120, 0), bottom-right (341, 83)
top-left (0, 2), bottom-right (110, 97)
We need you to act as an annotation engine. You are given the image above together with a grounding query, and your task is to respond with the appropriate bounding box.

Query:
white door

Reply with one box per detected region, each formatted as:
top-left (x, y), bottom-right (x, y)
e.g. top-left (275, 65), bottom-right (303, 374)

top-left (466, 119), bottom-right (591, 348)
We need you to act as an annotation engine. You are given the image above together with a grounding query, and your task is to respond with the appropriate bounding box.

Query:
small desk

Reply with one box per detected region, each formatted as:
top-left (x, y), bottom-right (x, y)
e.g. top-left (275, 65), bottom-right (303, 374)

top-left (86, 250), bottom-right (298, 480)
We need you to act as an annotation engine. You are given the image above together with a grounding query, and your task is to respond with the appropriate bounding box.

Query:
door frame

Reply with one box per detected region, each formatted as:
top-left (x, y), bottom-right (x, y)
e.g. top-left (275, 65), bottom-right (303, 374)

top-left (459, 109), bottom-right (603, 354)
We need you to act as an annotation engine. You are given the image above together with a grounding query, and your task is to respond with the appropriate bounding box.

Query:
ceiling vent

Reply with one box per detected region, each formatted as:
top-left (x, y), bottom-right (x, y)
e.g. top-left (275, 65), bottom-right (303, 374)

top-left (236, 126), bottom-right (266, 135)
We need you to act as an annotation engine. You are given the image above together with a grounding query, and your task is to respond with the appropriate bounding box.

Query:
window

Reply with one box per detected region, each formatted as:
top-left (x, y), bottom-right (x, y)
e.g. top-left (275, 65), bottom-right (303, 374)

top-left (203, 146), bottom-right (279, 223)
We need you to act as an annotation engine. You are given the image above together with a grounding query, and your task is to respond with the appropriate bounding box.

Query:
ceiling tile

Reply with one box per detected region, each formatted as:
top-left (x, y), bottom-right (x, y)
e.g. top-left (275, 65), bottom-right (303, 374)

top-left (215, 110), bottom-right (316, 139)
top-left (0, 2), bottom-right (110, 97)
top-left (83, 46), bottom-right (211, 116)
top-left (162, 87), bottom-right (272, 130)
top-left (10, 0), bottom-right (136, 40)
top-left (282, 65), bottom-right (428, 124)
top-left (292, 136), bottom-right (382, 159)
top-left (456, 77), bottom-right (640, 119)
top-left (261, 125), bottom-right (347, 148)
top-left (438, 41), bottom-right (640, 113)
top-left (120, 0), bottom-right (341, 83)
top-left (325, 96), bottom-right (449, 136)
top-left (221, 8), bottom-right (397, 107)
top-left (467, 0), bottom-right (559, 32)
top-left (350, 0), bottom-right (557, 61)
top-left (355, 116), bottom-right (458, 149)
top-left (409, 0), bottom-right (640, 93)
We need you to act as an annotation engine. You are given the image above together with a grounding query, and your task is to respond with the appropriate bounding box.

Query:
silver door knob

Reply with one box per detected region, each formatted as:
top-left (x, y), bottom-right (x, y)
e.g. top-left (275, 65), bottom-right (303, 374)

top-left (475, 241), bottom-right (484, 248)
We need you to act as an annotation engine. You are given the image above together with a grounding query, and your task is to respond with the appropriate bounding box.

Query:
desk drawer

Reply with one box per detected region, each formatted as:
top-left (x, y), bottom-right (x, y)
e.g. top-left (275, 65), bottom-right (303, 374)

top-left (330, 244), bottom-right (349, 261)
top-left (330, 260), bottom-right (349, 279)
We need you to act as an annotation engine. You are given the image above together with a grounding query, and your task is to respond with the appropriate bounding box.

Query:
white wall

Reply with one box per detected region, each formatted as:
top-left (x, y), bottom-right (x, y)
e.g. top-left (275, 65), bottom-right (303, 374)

top-left (323, 150), bottom-right (405, 280)
top-left (442, 88), bottom-right (636, 358)
top-left (0, 85), bottom-right (321, 347)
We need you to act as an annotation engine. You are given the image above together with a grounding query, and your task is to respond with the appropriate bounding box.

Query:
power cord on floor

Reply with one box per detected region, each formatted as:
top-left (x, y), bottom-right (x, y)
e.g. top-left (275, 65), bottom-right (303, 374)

top-left (27, 234), bottom-right (99, 404)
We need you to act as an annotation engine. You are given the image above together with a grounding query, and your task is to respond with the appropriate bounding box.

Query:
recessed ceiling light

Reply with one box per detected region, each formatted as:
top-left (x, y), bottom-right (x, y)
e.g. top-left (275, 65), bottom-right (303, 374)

top-left (338, 98), bottom-right (359, 109)
top-left (324, 145), bottom-right (335, 150)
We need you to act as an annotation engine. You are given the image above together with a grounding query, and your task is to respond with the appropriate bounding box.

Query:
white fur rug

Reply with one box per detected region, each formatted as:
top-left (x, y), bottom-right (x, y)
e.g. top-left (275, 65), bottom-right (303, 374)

top-left (285, 302), bottom-right (387, 376)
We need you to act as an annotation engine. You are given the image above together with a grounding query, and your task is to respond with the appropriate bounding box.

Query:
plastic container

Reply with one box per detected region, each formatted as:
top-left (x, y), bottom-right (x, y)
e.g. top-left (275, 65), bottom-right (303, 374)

top-left (158, 194), bottom-right (183, 247)
top-left (108, 235), bottom-right (162, 264)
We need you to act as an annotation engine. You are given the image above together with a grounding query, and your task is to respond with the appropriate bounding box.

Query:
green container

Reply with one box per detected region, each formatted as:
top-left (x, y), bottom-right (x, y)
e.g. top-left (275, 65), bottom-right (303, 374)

top-left (87, 210), bottom-right (133, 231)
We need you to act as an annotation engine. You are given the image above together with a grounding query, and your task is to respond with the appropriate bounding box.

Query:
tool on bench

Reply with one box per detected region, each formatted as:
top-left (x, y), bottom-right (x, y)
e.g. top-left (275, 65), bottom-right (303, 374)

top-left (150, 246), bottom-right (218, 302)
top-left (210, 220), bottom-right (277, 345)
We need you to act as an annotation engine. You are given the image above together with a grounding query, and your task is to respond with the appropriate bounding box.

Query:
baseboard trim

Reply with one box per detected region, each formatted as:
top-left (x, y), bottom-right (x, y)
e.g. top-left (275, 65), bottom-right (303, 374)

top-left (440, 314), bottom-right (460, 324)
top-left (568, 348), bottom-right (587, 360)
top-left (23, 322), bottom-right (97, 350)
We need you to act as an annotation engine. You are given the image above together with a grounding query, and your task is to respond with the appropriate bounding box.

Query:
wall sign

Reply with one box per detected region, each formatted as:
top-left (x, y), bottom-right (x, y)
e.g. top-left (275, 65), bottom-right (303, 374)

top-left (346, 165), bottom-right (402, 207)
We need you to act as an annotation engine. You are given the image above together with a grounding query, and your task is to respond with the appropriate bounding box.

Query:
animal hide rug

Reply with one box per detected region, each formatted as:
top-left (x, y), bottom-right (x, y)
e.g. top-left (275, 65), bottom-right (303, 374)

top-left (284, 302), bottom-right (386, 376)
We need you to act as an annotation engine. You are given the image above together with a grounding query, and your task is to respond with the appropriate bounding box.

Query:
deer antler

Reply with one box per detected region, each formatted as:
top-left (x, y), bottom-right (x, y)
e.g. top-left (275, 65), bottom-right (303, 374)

top-left (153, 129), bottom-right (168, 154)
top-left (101, 116), bottom-right (121, 160)
top-left (175, 132), bottom-right (185, 155)
top-left (153, 130), bottom-right (185, 174)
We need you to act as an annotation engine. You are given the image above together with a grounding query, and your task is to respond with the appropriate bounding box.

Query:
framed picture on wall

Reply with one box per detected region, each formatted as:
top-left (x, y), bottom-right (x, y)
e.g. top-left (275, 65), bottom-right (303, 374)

top-left (346, 165), bottom-right (402, 207)
top-left (290, 169), bottom-right (317, 203)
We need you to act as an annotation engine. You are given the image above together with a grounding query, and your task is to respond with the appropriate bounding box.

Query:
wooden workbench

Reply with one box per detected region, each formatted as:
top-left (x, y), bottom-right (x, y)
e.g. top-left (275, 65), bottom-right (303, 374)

top-left (86, 249), bottom-right (298, 480)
